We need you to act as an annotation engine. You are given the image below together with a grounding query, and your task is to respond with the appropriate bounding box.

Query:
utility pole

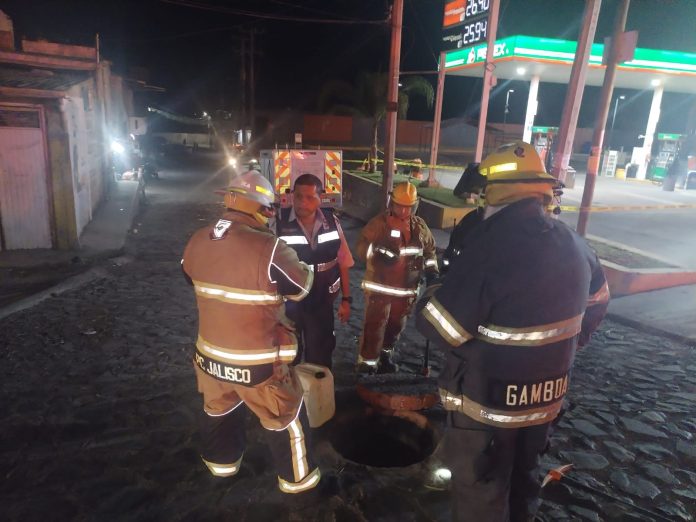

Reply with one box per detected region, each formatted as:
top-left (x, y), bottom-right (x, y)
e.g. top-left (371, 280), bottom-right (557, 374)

top-left (427, 51), bottom-right (446, 187)
top-left (577, 0), bottom-right (630, 236)
top-left (608, 94), bottom-right (626, 150)
top-left (474, 0), bottom-right (501, 162)
top-left (382, 0), bottom-right (404, 209)
top-left (504, 88), bottom-right (514, 124)
top-left (550, 0), bottom-right (602, 188)
top-left (249, 28), bottom-right (256, 142)
top-left (240, 35), bottom-right (247, 129)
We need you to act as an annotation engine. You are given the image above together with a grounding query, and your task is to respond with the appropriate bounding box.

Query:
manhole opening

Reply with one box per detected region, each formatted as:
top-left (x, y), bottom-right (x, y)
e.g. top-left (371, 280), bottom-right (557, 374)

top-left (329, 410), bottom-right (436, 468)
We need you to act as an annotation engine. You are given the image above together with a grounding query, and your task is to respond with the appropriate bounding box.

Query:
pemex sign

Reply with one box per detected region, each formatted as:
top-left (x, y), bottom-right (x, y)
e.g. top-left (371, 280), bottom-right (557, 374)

top-left (445, 38), bottom-right (512, 68)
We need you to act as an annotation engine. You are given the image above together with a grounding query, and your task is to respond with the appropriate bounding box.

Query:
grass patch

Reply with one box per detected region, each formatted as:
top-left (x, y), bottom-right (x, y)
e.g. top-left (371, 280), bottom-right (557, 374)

top-left (346, 170), bottom-right (469, 208)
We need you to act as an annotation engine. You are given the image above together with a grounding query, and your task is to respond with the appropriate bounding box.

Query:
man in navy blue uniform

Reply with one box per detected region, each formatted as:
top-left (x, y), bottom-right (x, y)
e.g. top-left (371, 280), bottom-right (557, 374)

top-left (276, 174), bottom-right (354, 370)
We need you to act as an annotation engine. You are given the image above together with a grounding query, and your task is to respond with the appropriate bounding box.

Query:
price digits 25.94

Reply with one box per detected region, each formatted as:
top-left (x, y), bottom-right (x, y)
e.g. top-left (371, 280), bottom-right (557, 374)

top-left (462, 18), bottom-right (488, 45)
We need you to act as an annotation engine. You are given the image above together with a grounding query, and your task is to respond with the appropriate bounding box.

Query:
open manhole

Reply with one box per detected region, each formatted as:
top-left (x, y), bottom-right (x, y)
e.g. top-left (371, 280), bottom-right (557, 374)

top-left (329, 408), bottom-right (437, 468)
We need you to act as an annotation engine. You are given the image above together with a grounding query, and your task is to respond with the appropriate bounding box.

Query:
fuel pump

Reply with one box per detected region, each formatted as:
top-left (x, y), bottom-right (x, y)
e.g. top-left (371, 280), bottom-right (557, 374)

top-left (531, 126), bottom-right (558, 172)
top-left (649, 133), bottom-right (684, 181)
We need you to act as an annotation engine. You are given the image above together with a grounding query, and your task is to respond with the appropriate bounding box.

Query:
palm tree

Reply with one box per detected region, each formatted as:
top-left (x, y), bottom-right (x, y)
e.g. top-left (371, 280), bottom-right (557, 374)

top-left (318, 71), bottom-right (434, 173)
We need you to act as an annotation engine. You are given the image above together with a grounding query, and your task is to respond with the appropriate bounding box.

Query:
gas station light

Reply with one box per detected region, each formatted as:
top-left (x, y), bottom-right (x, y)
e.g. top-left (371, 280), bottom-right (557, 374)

top-left (651, 79), bottom-right (661, 86)
top-left (516, 67), bottom-right (526, 75)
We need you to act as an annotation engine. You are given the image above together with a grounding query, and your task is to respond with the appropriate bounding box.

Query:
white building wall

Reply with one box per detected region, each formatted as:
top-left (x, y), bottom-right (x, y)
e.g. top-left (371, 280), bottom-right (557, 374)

top-left (154, 132), bottom-right (212, 148)
top-left (62, 79), bottom-right (106, 236)
top-left (130, 117), bottom-right (147, 135)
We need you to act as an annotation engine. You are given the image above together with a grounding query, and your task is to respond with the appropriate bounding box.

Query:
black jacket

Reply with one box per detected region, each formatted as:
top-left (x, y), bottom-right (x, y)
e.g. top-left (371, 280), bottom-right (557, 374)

top-left (277, 208), bottom-right (341, 305)
top-left (416, 198), bottom-right (609, 428)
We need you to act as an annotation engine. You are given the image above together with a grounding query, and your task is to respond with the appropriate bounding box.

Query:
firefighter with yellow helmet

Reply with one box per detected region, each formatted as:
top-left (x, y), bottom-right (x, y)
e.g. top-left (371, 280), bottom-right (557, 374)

top-left (416, 142), bottom-right (609, 520)
top-left (355, 182), bottom-right (438, 373)
top-left (182, 170), bottom-right (322, 496)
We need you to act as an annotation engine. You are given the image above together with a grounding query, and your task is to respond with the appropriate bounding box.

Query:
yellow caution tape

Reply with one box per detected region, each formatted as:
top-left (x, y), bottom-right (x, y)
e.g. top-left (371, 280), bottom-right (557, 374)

top-left (553, 203), bottom-right (696, 213)
top-left (343, 158), bottom-right (463, 171)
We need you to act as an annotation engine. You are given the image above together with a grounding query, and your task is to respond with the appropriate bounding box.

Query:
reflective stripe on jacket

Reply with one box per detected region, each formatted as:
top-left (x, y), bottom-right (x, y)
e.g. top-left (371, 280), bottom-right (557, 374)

top-left (183, 211), bottom-right (313, 385)
top-left (277, 207), bottom-right (342, 303)
top-left (416, 198), bottom-right (609, 427)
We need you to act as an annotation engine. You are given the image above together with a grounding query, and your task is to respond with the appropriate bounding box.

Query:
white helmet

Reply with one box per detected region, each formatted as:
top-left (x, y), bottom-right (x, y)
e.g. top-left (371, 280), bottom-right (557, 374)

top-left (227, 170), bottom-right (275, 208)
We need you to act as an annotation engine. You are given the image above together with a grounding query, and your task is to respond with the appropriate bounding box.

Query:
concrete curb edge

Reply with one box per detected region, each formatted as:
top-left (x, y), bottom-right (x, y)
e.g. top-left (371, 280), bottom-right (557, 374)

top-left (605, 312), bottom-right (696, 348)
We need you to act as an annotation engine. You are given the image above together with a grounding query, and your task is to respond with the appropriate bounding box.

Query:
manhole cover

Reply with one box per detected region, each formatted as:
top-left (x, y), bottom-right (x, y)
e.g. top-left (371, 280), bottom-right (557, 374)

top-left (329, 409), bottom-right (436, 468)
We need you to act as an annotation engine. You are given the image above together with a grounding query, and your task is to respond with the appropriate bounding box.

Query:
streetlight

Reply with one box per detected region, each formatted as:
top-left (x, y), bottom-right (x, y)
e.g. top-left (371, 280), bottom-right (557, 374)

top-left (608, 95), bottom-right (626, 150)
top-left (504, 89), bottom-right (514, 124)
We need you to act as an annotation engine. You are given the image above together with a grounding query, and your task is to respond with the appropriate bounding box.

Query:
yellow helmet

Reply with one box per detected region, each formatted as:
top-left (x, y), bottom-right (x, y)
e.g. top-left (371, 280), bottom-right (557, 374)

top-left (391, 182), bottom-right (418, 206)
top-left (479, 141), bottom-right (556, 184)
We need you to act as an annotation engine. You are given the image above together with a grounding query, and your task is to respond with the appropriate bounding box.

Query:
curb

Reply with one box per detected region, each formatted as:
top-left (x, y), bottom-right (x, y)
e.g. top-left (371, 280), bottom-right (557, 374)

top-left (600, 259), bottom-right (696, 297)
top-left (605, 312), bottom-right (696, 348)
top-left (0, 265), bottom-right (110, 321)
top-left (587, 234), bottom-right (681, 269)
top-left (0, 252), bottom-right (135, 321)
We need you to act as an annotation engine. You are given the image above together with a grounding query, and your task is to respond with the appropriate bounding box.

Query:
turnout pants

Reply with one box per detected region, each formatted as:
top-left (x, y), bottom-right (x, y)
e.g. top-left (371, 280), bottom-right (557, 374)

top-left (194, 363), bottom-right (320, 494)
top-left (285, 295), bottom-right (337, 370)
top-left (359, 292), bottom-right (415, 362)
top-left (444, 412), bottom-right (553, 522)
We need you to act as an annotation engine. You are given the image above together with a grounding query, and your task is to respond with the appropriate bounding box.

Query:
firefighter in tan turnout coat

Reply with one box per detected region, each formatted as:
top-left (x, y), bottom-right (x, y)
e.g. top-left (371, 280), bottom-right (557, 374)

top-left (182, 170), bottom-right (321, 495)
top-left (355, 182), bottom-right (439, 373)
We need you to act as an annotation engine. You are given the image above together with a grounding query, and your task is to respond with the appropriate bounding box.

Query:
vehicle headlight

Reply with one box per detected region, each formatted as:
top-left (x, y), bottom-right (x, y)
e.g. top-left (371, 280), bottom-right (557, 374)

top-left (228, 157), bottom-right (237, 167)
top-left (111, 141), bottom-right (125, 154)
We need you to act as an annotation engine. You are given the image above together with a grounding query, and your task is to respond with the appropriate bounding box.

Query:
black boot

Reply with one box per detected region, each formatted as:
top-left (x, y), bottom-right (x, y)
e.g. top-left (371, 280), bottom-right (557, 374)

top-left (377, 348), bottom-right (398, 374)
top-left (356, 355), bottom-right (379, 375)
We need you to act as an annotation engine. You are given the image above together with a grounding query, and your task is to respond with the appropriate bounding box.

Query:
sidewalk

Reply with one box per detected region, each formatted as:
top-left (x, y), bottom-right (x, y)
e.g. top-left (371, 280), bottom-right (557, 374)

top-left (0, 178), bottom-right (140, 316)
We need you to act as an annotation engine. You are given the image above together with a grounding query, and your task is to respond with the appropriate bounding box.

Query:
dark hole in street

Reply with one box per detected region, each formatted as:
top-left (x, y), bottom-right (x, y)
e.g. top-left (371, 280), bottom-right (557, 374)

top-left (330, 410), bottom-right (436, 468)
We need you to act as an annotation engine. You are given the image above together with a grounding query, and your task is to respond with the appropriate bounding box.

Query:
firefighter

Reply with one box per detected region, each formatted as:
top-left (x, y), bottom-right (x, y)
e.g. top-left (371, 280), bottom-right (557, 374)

top-left (276, 174), bottom-right (354, 370)
top-left (182, 171), bottom-right (322, 495)
top-left (355, 182), bottom-right (438, 373)
top-left (415, 141), bottom-right (610, 521)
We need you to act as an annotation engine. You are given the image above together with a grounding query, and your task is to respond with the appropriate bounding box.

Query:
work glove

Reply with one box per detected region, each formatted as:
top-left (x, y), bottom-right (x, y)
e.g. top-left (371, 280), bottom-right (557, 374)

top-left (424, 270), bottom-right (439, 288)
top-left (371, 242), bottom-right (400, 266)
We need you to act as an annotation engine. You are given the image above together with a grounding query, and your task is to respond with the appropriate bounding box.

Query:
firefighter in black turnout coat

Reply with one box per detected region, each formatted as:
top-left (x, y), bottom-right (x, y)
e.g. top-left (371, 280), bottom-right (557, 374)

top-left (416, 141), bottom-right (610, 521)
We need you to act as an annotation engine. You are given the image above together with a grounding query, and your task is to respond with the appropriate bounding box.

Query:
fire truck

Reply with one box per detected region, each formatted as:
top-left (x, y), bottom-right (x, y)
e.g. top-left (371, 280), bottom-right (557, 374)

top-left (259, 149), bottom-right (343, 207)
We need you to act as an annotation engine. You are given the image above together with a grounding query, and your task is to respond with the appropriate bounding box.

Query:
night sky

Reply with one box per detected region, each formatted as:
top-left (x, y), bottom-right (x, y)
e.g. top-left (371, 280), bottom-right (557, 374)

top-left (4, 0), bottom-right (696, 134)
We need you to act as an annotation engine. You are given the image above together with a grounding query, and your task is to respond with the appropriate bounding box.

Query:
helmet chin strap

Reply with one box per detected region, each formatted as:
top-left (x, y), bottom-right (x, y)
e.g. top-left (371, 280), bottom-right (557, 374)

top-left (253, 212), bottom-right (269, 225)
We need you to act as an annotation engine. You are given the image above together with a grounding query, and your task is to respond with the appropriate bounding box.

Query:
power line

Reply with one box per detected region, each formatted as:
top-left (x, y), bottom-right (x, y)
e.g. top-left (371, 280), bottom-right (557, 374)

top-left (159, 0), bottom-right (388, 25)
top-left (102, 26), bottom-right (241, 44)
top-left (267, 0), bottom-right (361, 20)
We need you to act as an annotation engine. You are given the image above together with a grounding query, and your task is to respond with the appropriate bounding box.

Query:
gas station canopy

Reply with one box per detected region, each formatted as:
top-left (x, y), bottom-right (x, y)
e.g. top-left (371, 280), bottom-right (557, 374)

top-left (444, 35), bottom-right (696, 93)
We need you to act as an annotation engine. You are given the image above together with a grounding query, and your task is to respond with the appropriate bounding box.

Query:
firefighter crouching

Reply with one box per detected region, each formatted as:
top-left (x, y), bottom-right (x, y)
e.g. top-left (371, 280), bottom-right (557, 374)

top-left (355, 182), bottom-right (438, 373)
top-left (182, 171), bottom-right (321, 495)
top-left (416, 141), bottom-right (610, 521)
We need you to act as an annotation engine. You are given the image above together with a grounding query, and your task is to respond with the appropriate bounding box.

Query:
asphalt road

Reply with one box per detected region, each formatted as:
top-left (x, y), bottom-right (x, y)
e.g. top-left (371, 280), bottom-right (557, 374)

top-left (558, 174), bottom-right (696, 269)
top-left (433, 167), bottom-right (696, 269)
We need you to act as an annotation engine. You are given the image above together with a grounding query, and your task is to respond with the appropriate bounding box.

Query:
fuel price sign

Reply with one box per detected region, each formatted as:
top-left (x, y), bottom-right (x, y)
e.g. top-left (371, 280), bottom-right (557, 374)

top-left (443, 0), bottom-right (491, 28)
top-left (442, 0), bottom-right (491, 52)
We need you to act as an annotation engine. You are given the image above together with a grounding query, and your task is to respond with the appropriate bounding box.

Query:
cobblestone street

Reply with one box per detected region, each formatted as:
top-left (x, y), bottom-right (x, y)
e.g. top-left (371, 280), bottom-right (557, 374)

top-left (1, 160), bottom-right (695, 521)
